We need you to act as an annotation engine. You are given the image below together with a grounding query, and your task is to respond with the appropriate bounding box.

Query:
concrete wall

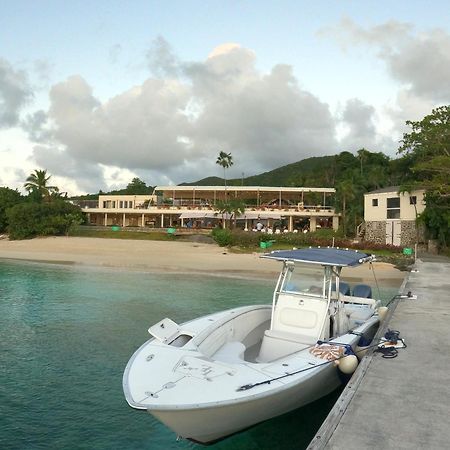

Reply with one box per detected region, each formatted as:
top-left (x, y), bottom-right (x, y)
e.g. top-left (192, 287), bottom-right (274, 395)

top-left (98, 194), bottom-right (157, 209)
top-left (364, 189), bottom-right (425, 221)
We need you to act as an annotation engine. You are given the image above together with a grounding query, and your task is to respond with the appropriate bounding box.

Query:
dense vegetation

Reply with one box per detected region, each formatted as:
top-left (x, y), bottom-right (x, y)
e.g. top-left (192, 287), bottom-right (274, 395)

top-left (0, 187), bottom-right (22, 233)
top-left (7, 201), bottom-right (83, 240)
top-left (1, 170), bottom-right (84, 240)
top-left (398, 105), bottom-right (450, 247)
top-left (73, 177), bottom-right (154, 201)
top-left (210, 227), bottom-right (405, 255)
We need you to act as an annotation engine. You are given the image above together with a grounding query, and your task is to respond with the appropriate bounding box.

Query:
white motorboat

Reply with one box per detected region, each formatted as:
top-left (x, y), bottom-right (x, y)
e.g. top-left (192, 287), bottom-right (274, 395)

top-left (123, 248), bottom-right (383, 443)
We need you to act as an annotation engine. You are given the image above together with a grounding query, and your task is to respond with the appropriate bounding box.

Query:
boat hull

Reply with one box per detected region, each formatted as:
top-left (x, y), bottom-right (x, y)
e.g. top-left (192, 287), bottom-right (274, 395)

top-left (150, 361), bottom-right (341, 443)
top-left (124, 293), bottom-right (380, 443)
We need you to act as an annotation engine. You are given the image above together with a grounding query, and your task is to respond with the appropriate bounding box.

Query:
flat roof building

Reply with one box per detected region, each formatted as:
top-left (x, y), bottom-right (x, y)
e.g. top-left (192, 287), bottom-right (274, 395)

top-left (363, 186), bottom-right (425, 246)
top-left (80, 185), bottom-right (340, 232)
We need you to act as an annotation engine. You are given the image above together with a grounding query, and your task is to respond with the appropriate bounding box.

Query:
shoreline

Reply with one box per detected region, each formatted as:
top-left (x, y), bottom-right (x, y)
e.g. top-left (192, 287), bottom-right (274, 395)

top-left (0, 236), bottom-right (405, 285)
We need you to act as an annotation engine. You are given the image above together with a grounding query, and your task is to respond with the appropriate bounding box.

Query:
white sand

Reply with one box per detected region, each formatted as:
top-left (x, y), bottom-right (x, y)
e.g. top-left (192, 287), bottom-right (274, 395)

top-left (0, 236), bottom-right (405, 285)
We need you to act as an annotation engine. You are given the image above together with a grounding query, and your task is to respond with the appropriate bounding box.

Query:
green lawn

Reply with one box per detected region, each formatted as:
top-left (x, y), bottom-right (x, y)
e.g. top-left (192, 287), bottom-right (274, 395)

top-left (69, 226), bottom-right (177, 241)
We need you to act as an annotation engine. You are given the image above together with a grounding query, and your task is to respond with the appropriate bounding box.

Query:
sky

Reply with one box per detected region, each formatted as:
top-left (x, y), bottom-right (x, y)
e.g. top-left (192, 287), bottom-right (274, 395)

top-left (1, 1), bottom-right (450, 195)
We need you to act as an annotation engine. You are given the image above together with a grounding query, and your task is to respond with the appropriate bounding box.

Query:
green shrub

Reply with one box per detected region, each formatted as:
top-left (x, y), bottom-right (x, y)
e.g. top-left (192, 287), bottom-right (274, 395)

top-left (0, 187), bottom-right (24, 232)
top-left (211, 228), bottom-right (233, 246)
top-left (211, 228), bottom-right (402, 254)
top-left (6, 200), bottom-right (84, 240)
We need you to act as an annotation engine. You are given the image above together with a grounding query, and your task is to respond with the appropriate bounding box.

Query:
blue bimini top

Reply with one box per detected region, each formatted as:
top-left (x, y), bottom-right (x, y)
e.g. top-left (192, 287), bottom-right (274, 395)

top-left (261, 247), bottom-right (374, 267)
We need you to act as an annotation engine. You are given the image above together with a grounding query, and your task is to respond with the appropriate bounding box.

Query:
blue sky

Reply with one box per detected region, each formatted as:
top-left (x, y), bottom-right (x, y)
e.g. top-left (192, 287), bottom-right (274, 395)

top-left (1, 1), bottom-right (449, 194)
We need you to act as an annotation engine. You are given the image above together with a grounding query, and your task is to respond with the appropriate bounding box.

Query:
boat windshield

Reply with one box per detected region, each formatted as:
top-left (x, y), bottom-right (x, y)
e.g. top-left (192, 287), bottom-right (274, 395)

top-left (281, 263), bottom-right (332, 298)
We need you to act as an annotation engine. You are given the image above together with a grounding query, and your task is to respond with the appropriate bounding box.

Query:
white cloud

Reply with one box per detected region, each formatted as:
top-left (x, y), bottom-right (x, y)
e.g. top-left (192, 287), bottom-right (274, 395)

top-left (208, 43), bottom-right (241, 58)
top-left (21, 41), bottom-right (337, 192)
top-left (322, 18), bottom-right (450, 155)
top-left (0, 58), bottom-right (33, 128)
top-left (338, 98), bottom-right (376, 151)
top-left (323, 19), bottom-right (450, 117)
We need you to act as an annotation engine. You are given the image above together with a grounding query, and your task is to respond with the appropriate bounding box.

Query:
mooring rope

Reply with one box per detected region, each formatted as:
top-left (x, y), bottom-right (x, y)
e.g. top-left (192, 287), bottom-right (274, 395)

top-left (370, 261), bottom-right (382, 300)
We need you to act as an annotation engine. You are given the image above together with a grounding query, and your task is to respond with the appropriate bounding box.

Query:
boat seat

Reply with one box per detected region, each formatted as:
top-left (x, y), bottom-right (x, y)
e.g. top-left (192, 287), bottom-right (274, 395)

top-left (212, 341), bottom-right (246, 364)
top-left (256, 330), bottom-right (315, 363)
top-left (264, 329), bottom-right (317, 345)
top-left (352, 284), bottom-right (372, 298)
top-left (332, 282), bottom-right (351, 296)
top-left (345, 305), bottom-right (375, 322)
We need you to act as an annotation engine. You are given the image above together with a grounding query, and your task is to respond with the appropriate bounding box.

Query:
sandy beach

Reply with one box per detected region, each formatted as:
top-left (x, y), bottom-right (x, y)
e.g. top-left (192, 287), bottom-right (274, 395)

top-left (0, 236), bottom-right (405, 286)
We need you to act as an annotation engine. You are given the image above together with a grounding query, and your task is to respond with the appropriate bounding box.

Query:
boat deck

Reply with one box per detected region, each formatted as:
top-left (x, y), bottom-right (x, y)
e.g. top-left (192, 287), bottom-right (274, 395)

top-left (308, 255), bottom-right (450, 449)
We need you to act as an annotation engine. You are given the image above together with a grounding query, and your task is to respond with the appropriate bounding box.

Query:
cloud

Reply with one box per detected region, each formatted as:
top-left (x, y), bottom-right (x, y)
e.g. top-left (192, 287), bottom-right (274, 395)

top-left (32, 144), bottom-right (108, 193)
top-left (208, 43), bottom-right (241, 58)
top-left (26, 40), bottom-right (338, 190)
top-left (0, 165), bottom-right (26, 189)
top-left (146, 36), bottom-right (181, 78)
top-left (338, 98), bottom-right (377, 151)
top-left (184, 46), bottom-right (336, 174)
top-left (0, 58), bottom-right (33, 128)
top-left (322, 18), bottom-right (450, 151)
top-left (33, 59), bottom-right (53, 88)
top-left (323, 18), bottom-right (450, 103)
top-left (22, 110), bottom-right (53, 143)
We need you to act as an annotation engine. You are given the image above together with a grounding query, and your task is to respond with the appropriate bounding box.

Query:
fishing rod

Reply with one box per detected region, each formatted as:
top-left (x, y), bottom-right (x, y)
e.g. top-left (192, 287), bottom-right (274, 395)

top-left (236, 331), bottom-right (405, 392)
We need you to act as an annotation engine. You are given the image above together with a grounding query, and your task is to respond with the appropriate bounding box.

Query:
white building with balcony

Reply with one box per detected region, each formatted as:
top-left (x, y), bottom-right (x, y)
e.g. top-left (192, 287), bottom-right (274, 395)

top-left (81, 185), bottom-right (340, 232)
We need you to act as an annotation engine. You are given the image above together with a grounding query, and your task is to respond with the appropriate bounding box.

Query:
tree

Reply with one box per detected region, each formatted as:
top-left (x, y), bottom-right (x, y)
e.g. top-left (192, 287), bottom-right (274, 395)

top-left (215, 199), bottom-right (246, 229)
top-left (337, 179), bottom-right (356, 237)
top-left (399, 105), bottom-right (450, 163)
top-left (0, 187), bottom-right (23, 232)
top-left (216, 151), bottom-right (234, 189)
top-left (125, 177), bottom-right (150, 195)
top-left (398, 105), bottom-right (450, 247)
top-left (6, 200), bottom-right (84, 240)
top-left (357, 148), bottom-right (370, 176)
top-left (24, 169), bottom-right (58, 202)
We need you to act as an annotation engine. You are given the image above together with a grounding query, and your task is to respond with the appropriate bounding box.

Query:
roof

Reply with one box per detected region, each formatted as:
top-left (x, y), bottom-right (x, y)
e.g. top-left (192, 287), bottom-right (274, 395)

top-left (365, 186), bottom-right (401, 195)
top-left (261, 247), bottom-right (373, 267)
top-left (153, 185), bottom-right (335, 194)
top-left (364, 186), bottom-right (425, 195)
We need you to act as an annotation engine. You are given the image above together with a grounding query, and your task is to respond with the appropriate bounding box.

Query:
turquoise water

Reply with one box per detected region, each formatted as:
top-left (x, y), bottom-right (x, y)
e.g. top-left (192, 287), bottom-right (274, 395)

top-left (0, 260), bottom-right (396, 450)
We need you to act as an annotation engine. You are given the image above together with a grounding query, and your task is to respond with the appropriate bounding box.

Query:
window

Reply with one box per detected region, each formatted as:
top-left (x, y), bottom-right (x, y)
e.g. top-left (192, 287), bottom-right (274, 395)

top-left (129, 201), bottom-right (133, 208)
top-left (119, 201), bottom-right (123, 208)
top-left (387, 197), bottom-right (400, 208)
top-left (103, 201), bottom-right (107, 208)
top-left (410, 196), bottom-right (417, 205)
top-left (387, 197), bottom-right (400, 219)
top-left (372, 198), bottom-right (378, 207)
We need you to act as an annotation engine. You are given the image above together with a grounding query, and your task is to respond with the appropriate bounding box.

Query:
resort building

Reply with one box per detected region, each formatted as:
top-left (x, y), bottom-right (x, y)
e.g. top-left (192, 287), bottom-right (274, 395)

top-left (363, 186), bottom-right (425, 246)
top-left (81, 186), bottom-right (341, 232)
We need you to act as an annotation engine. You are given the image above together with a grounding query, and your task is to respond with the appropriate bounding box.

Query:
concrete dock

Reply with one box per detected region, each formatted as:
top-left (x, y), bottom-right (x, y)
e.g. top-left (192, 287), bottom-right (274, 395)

top-left (308, 255), bottom-right (450, 450)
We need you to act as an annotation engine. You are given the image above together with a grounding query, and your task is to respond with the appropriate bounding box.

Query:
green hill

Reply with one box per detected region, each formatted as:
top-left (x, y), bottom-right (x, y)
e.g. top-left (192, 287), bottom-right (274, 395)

top-left (182, 155), bottom-right (337, 187)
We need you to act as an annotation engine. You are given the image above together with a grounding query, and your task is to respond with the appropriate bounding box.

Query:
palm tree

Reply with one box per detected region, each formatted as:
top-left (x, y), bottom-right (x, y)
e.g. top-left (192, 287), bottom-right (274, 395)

top-left (337, 179), bottom-right (355, 237)
top-left (24, 169), bottom-right (58, 202)
top-left (216, 151), bottom-right (234, 189)
top-left (215, 199), bottom-right (246, 229)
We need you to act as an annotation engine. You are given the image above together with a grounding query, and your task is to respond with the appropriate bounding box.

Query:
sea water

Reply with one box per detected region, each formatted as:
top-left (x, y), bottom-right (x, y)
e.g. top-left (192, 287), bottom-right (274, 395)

top-left (0, 260), bottom-right (398, 450)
